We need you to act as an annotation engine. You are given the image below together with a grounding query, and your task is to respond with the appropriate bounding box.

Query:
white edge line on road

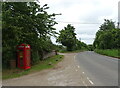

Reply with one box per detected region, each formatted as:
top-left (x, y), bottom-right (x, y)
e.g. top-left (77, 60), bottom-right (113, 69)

top-left (74, 54), bottom-right (78, 60)
top-left (74, 54), bottom-right (80, 69)
top-left (87, 77), bottom-right (90, 80)
top-left (87, 77), bottom-right (94, 85)
top-left (82, 81), bottom-right (87, 86)
top-left (74, 56), bottom-right (75, 59)
top-left (74, 54), bottom-right (76, 60)
top-left (89, 80), bottom-right (94, 85)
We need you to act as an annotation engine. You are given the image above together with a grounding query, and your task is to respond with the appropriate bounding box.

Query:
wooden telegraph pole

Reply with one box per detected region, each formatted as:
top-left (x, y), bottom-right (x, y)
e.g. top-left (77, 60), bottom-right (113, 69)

top-left (118, 1), bottom-right (120, 29)
top-left (117, 22), bottom-right (120, 29)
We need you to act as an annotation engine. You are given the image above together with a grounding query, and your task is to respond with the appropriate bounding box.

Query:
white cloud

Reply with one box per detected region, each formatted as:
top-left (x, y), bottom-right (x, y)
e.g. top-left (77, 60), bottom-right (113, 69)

top-left (76, 34), bottom-right (95, 44)
top-left (39, 0), bottom-right (119, 44)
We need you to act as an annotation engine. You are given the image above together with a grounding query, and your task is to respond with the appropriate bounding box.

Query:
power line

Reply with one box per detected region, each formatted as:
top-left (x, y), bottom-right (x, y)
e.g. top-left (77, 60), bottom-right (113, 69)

top-left (56, 21), bottom-right (119, 25)
top-left (56, 21), bottom-right (102, 24)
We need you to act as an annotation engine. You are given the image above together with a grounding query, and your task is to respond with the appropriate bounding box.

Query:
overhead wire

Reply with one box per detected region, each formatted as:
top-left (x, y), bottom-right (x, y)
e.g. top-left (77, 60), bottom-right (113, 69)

top-left (56, 21), bottom-right (118, 25)
top-left (56, 21), bottom-right (102, 24)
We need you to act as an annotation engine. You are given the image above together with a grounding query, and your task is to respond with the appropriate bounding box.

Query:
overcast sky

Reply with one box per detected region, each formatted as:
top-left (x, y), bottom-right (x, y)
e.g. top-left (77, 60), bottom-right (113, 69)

top-left (39, 0), bottom-right (119, 45)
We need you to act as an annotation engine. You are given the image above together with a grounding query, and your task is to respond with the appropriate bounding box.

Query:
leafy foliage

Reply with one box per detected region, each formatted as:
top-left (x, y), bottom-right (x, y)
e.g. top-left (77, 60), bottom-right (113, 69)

top-left (88, 44), bottom-right (94, 51)
top-left (99, 19), bottom-right (115, 31)
top-left (57, 24), bottom-right (88, 51)
top-left (56, 24), bottom-right (77, 51)
top-left (2, 2), bottom-right (58, 68)
top-left (93, 19), bottom-right (120, 49)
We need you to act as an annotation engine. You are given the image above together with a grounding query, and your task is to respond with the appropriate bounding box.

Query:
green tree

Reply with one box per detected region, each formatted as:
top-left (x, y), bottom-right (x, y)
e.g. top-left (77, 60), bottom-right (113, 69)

top-left (99, 19), bottom-right (115, 31)
top-left (75, 39), bottom-right (88, 50)
top-left (2, 2), bottom-right (58, 68)
top-left (93, 19), bottom-right (120, 49)
top-left (88, 44), bottom-right (93, 51)
top-left (75, 39), bottom-right (82, 50)
top-left (110, 29), bottom-right (120, 49)
top-left (57, 24), bottom-right (77, 51)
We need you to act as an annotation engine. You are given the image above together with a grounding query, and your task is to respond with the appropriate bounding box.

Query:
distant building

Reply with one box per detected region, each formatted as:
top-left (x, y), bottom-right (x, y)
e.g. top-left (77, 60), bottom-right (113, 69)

top-left (118, 1), bottom-right (120, 28)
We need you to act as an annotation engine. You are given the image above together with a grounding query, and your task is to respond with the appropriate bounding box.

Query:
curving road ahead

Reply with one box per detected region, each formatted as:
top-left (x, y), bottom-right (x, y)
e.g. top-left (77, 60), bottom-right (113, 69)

top-left (75, 51), bottom-right (118, 86)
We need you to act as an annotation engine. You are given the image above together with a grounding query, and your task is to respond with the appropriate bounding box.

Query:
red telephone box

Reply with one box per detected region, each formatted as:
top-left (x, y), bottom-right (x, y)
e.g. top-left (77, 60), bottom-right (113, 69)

top-left (17, 44), bottom-right (31, 69)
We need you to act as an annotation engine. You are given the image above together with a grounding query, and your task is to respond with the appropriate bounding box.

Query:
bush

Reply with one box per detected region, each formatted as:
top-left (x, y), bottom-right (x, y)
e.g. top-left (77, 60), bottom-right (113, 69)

top-left (95, 49), bottom-right (119, 58)
top-left (31, 50), bottom-right (40, 65)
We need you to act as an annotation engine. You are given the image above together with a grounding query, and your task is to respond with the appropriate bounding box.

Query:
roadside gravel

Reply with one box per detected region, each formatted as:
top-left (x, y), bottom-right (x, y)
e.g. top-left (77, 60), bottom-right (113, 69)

top-left (3, 53), bottom-right (91, 86)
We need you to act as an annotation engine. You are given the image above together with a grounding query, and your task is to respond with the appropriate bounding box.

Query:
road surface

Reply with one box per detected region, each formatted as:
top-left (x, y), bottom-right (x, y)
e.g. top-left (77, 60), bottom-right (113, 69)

top-left (3, 51), bottom-right (119, 86)
top-left (75, 51), bottom-right (118, 86)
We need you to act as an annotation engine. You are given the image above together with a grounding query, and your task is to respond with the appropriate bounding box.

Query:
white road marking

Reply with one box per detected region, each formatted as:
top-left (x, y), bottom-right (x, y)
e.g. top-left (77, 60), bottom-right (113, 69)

top-left (89, 80), bottom-right (94, 85)
top-left (82, 81), bottom-right (87, 86)
top-left (87, 77), bottom-right (89, 80)
top-left (74, 55), bottom-right (76, 59)
top-left (74, 54), bottom-right (78, 60)
top-left (82, 72), bottom-right (85, 74)
top-left (87, 77), bottom-right (94, 85)
top-left (74, 56), bottom-right (75, 59)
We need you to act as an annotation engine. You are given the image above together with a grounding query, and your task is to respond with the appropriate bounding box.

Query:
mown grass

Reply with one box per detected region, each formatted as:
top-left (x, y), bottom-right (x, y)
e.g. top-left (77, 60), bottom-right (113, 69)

top-left (2, 55), bottom-right (64, 80)
top-left (94, 49), bottom-right (120, 58)
top-left (59, 49), bottom-right (87, 53)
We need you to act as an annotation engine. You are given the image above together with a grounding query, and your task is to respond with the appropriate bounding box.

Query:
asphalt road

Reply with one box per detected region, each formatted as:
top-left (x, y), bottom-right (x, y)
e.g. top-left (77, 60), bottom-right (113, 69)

top-left (75, 51), bottom-right (118, 86)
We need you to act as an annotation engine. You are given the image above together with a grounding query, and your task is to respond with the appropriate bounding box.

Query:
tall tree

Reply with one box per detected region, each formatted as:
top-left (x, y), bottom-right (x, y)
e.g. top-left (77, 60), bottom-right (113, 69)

top-left (2, 2), bottom-right (58, 68)
top-left (57, 24), bottom-right (77, 51)
top-left (93, 19), bottom-right (120, 49)
top-left (99, 19), bottom-right (115, 31)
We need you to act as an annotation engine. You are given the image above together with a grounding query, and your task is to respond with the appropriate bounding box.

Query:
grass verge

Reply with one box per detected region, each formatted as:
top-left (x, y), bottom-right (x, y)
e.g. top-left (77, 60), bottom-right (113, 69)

top-left (94, 49), bottom-right (120, 58)
top-left (59, 49), bottom-right (87, 53)
top-left (2, 55), bottom-right (64, 80)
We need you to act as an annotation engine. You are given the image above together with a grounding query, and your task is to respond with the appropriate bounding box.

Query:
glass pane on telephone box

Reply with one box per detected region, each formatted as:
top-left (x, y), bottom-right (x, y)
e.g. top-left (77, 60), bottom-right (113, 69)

top-left (19, 50), bottom-right (24, 67)
top-left (26, 49), bottom-right (30, 66)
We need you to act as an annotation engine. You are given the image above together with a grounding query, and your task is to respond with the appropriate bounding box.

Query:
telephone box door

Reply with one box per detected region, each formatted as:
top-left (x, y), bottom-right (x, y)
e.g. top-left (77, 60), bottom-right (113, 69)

top-left (26, 49), bottom-right (31, 67)
top-left (18, 49), bottom-right (24, 68)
